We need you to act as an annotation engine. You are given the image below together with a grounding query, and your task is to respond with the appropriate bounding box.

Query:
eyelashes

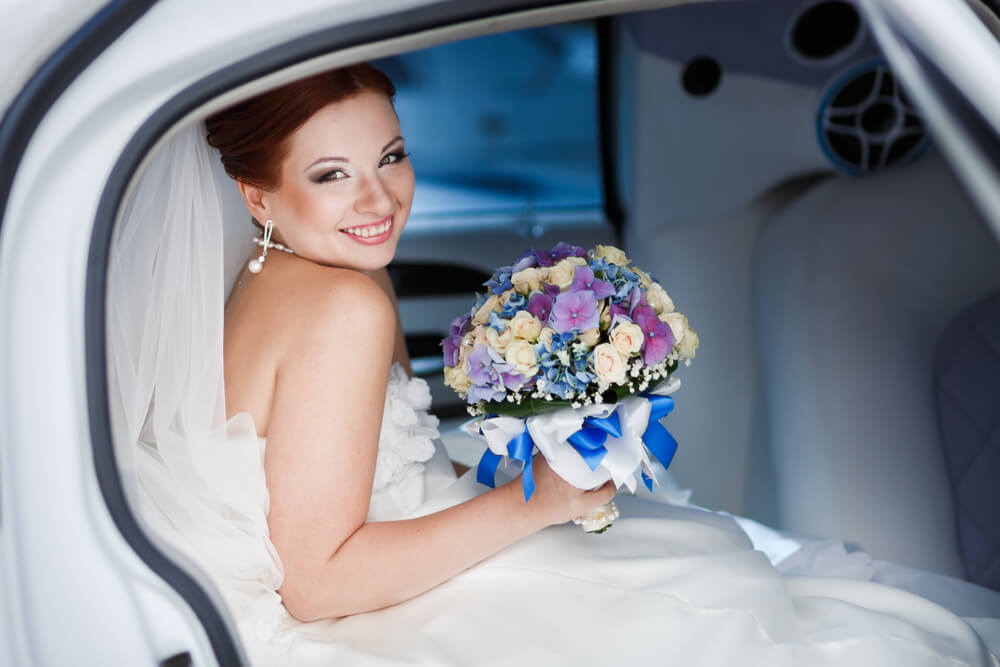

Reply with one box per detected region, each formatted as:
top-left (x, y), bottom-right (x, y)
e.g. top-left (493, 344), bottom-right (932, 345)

top-left (313, 151), bottom-right (410, 184)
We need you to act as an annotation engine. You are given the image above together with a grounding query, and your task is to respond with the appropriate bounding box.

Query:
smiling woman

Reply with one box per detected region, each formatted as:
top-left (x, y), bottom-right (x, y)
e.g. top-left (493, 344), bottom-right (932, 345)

top-left (206, 65), bottom-right (413, 270)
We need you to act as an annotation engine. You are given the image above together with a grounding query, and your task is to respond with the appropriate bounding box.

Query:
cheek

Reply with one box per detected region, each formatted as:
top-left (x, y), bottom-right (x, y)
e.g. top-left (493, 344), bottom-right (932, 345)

top-left (284, 183), bottom-right (350, 227)
top-left (388, 165), bottom-right (416, 207)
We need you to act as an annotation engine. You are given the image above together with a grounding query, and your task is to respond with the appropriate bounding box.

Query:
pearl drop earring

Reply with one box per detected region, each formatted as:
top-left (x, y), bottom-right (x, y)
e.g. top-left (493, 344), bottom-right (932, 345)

top-left (248, 219), bottom-right (294, 273)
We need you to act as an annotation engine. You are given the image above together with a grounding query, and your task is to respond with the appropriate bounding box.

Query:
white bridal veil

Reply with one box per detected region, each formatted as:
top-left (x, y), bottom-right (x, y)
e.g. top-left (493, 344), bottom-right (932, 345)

top-left (106, 123), bottom-right (290, 659)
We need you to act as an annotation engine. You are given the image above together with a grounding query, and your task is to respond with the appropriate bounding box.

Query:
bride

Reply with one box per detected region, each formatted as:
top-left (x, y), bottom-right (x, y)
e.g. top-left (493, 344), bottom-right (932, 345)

top-left (110, 63), bottom-right (997, 665)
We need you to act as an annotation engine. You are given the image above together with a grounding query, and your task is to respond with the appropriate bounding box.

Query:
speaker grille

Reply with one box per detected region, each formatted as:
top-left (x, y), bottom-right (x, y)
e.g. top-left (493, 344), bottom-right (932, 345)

top-left (817, 61), bottom-right (929, 174)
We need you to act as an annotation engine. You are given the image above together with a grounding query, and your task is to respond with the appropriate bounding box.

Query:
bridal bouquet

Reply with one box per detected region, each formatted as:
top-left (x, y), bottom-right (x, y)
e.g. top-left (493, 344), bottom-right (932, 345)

top-left (441, 243), bottom-right (698, 531)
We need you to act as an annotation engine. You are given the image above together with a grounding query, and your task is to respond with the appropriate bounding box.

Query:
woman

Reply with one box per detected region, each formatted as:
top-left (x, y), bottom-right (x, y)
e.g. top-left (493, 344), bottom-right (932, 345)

top-left (211, 64), bottom-right (616, 622)
top-left (111, 63), bottom-right (995, 665)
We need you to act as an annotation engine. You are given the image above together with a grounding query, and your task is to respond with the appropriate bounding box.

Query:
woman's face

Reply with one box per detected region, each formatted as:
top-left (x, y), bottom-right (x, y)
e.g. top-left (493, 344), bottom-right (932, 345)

top-left (258, 90), bottom-right (414, 271)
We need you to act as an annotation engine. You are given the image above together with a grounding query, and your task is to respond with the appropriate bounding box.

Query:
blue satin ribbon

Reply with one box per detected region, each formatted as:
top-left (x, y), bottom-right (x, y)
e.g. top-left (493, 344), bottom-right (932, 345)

top-left (476, 396), bottom-right (678, 499)
top-left (640, 395), bottom-right (678, 491)
top-left (477, 425), bottom-right (536, 500)
top-left (567, 412), bottom-right (622, 471)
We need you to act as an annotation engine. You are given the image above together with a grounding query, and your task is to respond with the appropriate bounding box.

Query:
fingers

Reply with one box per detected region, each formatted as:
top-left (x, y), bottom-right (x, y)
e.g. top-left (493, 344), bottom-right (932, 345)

top-left (587, 480), bottom-right (617, 502)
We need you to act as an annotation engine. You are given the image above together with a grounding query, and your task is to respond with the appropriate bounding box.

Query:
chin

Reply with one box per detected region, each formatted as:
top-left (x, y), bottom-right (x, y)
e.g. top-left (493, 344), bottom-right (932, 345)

top-left (337, 240), bottom-right (399, 272)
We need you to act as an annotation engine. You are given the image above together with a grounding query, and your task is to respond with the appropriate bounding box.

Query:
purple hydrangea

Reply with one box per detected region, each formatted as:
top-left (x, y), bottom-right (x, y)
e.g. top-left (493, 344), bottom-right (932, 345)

top-left (549, 290), bottom-right (599, 333)
top-left (633, 305), bottom-right (674, 365)
top-left (466, 345), bottom-right (509, 404)
top-left (527, 292), bottom-right (554, 322)
top-left (442, 335), bottom-right (462, 367)
top-left (450, 312), bottom-right (472, 336)
top-left (532, 242), bottom-right (587, 267)
top-left (568, 266), bottom-right (615, 300)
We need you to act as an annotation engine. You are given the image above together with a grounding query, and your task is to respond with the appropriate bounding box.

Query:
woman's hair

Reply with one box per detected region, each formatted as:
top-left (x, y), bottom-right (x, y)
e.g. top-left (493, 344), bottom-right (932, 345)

top-left (205, 63), bottom-right (396, 190)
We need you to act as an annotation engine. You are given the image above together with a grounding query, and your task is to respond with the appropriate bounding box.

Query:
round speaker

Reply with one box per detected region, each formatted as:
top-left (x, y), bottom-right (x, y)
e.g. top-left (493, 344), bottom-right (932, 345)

top-left (817, 60), bottom-right (929, 174)
top-left (789, 1), bottom-right (863, 64)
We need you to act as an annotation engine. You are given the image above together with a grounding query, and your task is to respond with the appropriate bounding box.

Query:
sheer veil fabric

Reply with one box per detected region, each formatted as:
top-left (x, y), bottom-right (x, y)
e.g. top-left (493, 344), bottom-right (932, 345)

top-left (106, 123), bottom-right (997, 666)
top-left (107, 123), bottom-right (291, 661)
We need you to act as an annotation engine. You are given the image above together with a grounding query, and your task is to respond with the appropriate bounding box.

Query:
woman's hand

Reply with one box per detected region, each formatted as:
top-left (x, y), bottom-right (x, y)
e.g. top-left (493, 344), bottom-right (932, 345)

top-left (516, 456), bottom-right (617, 528)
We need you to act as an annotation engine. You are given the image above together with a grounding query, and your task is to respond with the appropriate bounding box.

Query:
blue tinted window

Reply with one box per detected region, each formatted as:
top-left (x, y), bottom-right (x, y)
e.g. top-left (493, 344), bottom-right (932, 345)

top-left (374, 22), bottom-right (602, 221)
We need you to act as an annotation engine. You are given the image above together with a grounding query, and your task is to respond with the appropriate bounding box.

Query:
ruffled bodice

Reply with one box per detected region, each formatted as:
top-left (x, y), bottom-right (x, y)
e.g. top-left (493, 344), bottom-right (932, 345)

top-left (368, 363), bottom-right (444, 521)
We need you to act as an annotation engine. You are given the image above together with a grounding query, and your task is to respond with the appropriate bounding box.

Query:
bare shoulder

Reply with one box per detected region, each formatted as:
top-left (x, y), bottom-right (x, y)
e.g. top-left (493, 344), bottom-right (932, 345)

top-left (287, 263), bottom-right (393, 330)
top-left (267, 260), bottom-right (395, 361)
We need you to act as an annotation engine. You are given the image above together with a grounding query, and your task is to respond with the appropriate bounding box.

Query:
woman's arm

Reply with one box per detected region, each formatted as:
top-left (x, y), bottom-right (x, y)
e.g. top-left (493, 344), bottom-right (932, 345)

top-left (265, 269), bottom-right (613, 622)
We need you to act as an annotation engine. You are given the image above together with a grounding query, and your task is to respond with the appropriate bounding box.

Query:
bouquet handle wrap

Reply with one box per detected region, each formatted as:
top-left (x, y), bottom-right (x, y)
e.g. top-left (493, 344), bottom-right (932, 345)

top-left (475, 378), bottom-right (680, 531)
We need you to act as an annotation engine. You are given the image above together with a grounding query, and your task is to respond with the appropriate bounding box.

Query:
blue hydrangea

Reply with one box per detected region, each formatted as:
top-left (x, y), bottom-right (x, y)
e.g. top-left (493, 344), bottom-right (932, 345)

top-left (484, 266), bottom-right (513, 295)
top-left (499, 292), bottom-right (527, 318)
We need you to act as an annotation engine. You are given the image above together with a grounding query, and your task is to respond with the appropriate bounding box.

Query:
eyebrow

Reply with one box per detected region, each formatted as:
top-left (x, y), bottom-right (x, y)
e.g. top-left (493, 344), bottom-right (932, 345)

top-left (304, 136), bottom-right (405, 171)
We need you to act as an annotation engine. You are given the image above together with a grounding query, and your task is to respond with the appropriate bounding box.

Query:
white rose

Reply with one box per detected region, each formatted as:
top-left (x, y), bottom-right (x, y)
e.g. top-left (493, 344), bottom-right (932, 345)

top-left (486, 326), bottom-right (513, 353)
top-left (645, 282), bottom-right (675, 314)
top-left (609, 321), bottom-right (643, 358)
top-left (592, 343), bottom-right (626, 385)
top-left (511, 267), bottom-right (547, 294)
top-left (444, 364), bottom-right (472, 394)
top-left (509, 310), bottom-right (542, 341)
top-left (548, 257), bottom-right (587, 290)
top-left (594, 244), bottom-right (629, 266)
top-left (472, 294), bottom-right (500, 325)
top-left (579, 327), bottom-right (600, 347)
top-left (505, 339), bottom-right (539, 377)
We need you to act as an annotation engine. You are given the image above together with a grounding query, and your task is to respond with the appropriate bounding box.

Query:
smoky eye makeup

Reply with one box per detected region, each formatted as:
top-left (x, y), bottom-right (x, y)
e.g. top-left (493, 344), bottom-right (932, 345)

top-left (312, 167), bottom-right (348, 184)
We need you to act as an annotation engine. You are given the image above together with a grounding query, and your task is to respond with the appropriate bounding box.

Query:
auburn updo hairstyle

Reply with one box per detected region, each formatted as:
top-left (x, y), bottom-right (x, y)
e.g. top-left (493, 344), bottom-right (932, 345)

top-left (205, 63), bottom-right (396, 191)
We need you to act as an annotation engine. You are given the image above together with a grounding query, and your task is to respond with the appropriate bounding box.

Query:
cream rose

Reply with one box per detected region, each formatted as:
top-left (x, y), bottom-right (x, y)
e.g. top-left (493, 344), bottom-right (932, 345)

top-left (609, 321), bottom-right (643, 358)
top-left (660, 312), bottom-right (686, 344)
top-left (486, 326), bottom-right (513, 353)
top-left (444, 363), bottom-right (472, 394)
top-left (680, 328), bottom-right (699, 359)
top-left (458, 331), bottom-right (476, 366)
top-left (594, 244), bottom-right (629, 266)
top-left (509, 310), bottom-right (542, 341)
top-left (538, 327), bottom-right (557, 349)
top-left (592, 343), bottom-right (626, 385)
top-left (472, 294), bottom-right (500, 325)
top-left (505, 339), bottom-right (539, 377)
top-left (471, 325), bottom-right (490, 349)
top-left (645, 282), bottom-right (675, 314)
top-left (599, 303), bottom-right (612, 330)
top-left (511, 267), bottom-right (547, 294)
top-left (632, 267), bottom-right (653, 288)
top-left (548, 256), bottom-right (587, 290)
top-left (579, 327), bottom-right (600, 347)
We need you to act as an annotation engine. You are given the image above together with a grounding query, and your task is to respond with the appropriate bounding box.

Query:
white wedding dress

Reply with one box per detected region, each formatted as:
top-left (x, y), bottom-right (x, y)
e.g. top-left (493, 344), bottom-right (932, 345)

top-left (111, 125), bottom-right (999, 667)
top-left (131, 362), bottom-right (998, 667)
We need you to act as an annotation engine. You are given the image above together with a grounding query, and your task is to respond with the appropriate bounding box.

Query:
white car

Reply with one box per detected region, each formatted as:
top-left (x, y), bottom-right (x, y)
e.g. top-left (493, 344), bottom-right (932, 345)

top-left (2, 0), bottom-right (1000, 664)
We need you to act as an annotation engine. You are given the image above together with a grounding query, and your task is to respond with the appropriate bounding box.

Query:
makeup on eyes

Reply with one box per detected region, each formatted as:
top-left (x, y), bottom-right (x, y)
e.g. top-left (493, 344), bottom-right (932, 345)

top-left (310, 147), bottom-right (409, 184)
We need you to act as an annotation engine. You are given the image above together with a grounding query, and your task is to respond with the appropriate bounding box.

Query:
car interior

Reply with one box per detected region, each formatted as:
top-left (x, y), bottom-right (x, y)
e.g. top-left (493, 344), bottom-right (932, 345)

top-left (99, 0), bottom-right (1000, 657)
top-left (362, 0), bottom-right (1000, 587)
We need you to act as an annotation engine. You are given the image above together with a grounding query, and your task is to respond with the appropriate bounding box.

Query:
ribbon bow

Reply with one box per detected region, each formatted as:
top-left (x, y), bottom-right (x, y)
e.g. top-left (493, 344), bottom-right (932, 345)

top-left (477, 395), bottom-right (677, 500)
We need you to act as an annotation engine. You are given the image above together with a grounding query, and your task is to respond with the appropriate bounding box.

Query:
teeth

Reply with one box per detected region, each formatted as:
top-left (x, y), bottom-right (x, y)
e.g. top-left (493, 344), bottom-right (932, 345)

top-left (344, 219), bottom-right (391, 238)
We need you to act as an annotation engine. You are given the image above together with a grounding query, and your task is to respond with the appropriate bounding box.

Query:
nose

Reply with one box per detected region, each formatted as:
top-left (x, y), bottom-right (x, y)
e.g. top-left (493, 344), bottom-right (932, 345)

top-left (354, 171), bottom-right (395, 218)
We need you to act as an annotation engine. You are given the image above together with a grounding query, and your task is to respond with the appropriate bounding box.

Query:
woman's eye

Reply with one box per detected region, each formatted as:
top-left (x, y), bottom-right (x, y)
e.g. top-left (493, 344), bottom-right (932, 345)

top-left (317, 169), bottom-right (347, 183)
top-left (379, 151), bottom-right (409, 167)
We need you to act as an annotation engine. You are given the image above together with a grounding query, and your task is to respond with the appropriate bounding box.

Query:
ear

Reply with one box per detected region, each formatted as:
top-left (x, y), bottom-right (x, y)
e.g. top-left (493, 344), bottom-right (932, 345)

top-left (237, 181), bottom-right (270, 224)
